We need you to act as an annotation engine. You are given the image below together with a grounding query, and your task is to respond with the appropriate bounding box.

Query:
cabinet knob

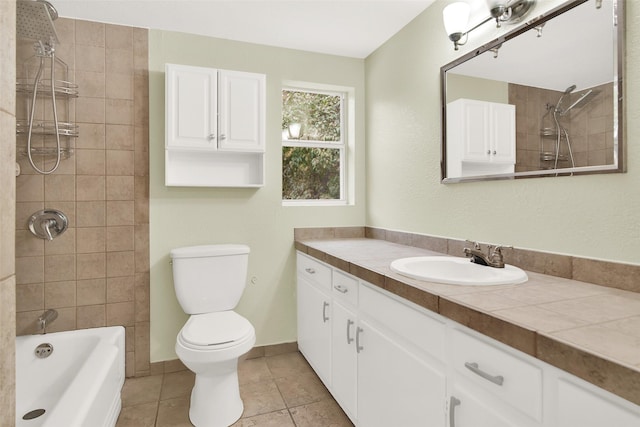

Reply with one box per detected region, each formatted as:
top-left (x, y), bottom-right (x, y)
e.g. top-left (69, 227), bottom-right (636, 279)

top-left (207, 134), bottom-right (216, 141)
top-left (220, 134), bottom-right (226, 140)
top-left (486, 149), bottom-right (491, 155)
top-left (493, 150), bottom-right (497, 155)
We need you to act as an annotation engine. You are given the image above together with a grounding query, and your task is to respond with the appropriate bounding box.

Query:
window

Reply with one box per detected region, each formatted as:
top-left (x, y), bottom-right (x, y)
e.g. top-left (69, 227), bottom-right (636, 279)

top-left (282, 86), bottom-right (346, 204)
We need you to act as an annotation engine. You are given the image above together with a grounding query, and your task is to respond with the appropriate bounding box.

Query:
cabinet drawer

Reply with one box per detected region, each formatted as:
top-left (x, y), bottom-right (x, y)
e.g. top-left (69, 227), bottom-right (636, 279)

top-left (332, 270), bottom-right (358, 306)
top-left (297, 253), bottom-right (331, 291)
top-left (359, 282), bottom-right (445, 362)
top-left (451, 328), bottom-right (542, 422)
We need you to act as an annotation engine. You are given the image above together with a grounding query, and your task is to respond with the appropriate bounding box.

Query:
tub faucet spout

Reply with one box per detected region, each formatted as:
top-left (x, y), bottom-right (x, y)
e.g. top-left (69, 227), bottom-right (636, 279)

top-left (38, 309), bottom-right (58, 334)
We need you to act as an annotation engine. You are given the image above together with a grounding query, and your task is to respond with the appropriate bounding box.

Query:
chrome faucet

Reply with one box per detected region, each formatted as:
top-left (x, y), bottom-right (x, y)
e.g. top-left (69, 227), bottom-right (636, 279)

top-left (37, 309), bottom-right (58, 334)
top-left (463, 240), bottom-right (511, 268)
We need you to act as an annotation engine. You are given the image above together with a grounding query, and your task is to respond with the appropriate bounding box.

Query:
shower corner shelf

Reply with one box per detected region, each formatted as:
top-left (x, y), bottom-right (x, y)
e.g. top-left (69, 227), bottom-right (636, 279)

top-left (19, 147), bottom-right (74, 159)
top-left (16, 120), bottom-right (79, 137)
top-left (16, 79), bottom-right (79, 98)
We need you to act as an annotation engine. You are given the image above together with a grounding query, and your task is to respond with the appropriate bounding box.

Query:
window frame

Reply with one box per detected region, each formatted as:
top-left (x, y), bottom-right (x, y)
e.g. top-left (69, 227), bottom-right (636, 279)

top-left (282, 85), bottom-right (348, 206)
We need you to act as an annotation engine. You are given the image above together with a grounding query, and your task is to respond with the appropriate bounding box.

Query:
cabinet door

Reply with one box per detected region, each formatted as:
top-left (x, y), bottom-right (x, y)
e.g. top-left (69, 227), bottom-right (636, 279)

top-left (218, 70), bottom-right (265, 152)
top-left (357, 319), bottom-right (446, 427)
top-left (461, 99), bottom-right (490, 162)
top-left (297, 276), bottom-right (331, 386)
top-left (556, 378), bottom-right (640, 427)
top-left (165, 64), bottom-right (217, 149)
top-left (489, 103), bottom-right (516, 163)
top-left (331, 301), bottom-right (357, 419)
top-left (448, 384), bottom-right (517, 427)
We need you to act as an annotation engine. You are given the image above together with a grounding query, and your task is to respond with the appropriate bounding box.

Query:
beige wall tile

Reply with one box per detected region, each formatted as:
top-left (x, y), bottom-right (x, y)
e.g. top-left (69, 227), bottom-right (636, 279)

top-left (107, 301), bottom-right (135, 326)
top-left (15, 202), bottom-right (43, 230)
top-left (77, 175), bottom-right (106, 201)
top-left (105, 99), bottom-right (134, 125)
top-left (44, 254), bottom-right (76, 282)
top-left (15, 256), bottom-right (44, 285)
top-left (106, 72), bottom-right (134, 100)
top-left (43, 174), bottom-right (76, 202)
top-left (16, 174), bottom-right (43, 202)
top-left (44, 306), bottom-right (76, 333)
top-left (107, 200), bottom-right (134, 226)
top-left (106, 24), bottom-right (133, 50)
top-left (16, 283), bottom-right (44, 312)
top-left (44, 280), bottom-right (77, 308)
top-left (107, 276), bottom-right (135, 303)
top-left (76, 71), bottom-right (106, 98)
top-left (76, 148), bottom-right (106, 175)
top-left (134, 272), bottom-right (150, 323)
top-left (106, 124), bottom-right (134, 150)
top-left (77, 227), bottom-right (106, 253)
top-left (107, 150), bottom-right (135, 175)
top-left (76, 252), bottom-right (106, 280)
top-left (75, 20), bottom-right (105, 47)
top-left (44, 227), bottom-right (76, 255)
top-left (135, 321), bottom-right (150, 373)
top-left (134, 178), bottom-right (149, 224)
top-left (16, 310), bottom-right (41, 335)
top-left (106, 48), bottom-right (133, 74)
top-left (76, 123), bottom-right (106, 149)
top-left (76, 201), bottom-right (106, 226)
top-left (107, 251), bottom-right (135, 277)
top-left (107, 225), bottom-right (134, 252)
top-left (77, 278), bottom-right (106, 305)
top-left (0, 276), bottom-right (16, 427)
top-left (106, 176), bottom-right (134, 200)
top-left (15, 229), bottom-right (44, 257)
top-left (76, 97), bottom-right (106, 123)
top-left (77, 304), bottom-right (106, 329)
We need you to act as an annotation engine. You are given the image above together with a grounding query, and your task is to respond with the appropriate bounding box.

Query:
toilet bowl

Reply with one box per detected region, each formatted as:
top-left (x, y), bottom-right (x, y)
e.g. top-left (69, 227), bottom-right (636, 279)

top-left (170, 244), bottom-right (255, 427)
top-left (175, 311), bottom-right (256, 426)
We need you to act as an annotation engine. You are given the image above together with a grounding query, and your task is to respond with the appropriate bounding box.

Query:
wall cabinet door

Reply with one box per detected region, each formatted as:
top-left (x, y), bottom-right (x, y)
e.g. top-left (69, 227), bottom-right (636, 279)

top-left (218, 70), bottom-right (265, 152)
top-left (489, 102), bottom-right (516, 163)
top-left (165, 64), bottom-right (218, 149)
top-left (297, 276), bottom-right (331, 386)
top-left (357, 319), bottom-right (446, 427)
top-left (331, 301), bottom-right (357, 420)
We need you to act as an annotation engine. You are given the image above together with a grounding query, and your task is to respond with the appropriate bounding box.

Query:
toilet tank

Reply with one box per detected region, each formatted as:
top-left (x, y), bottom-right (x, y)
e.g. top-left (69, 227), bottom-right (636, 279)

top-left (170, 244), bottom-right (250, 314)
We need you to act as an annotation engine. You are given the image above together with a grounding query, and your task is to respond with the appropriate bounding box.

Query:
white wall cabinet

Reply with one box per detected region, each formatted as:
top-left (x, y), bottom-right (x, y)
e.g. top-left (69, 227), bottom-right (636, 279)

top-left (165, 64), bottom-right (265, 187)
top-left (297, 250), bottom-right (640, 427)
top-left (446, 98), bottom-right (516, 178)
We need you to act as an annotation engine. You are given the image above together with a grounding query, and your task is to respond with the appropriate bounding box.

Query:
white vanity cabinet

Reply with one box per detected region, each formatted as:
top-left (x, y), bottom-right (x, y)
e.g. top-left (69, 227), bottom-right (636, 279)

top-left (165, 64), bottom-right (265, 187)
top-left (446, 98), bottom-right (515, 177)
top-left (296, 254), bottom-right (332, 385)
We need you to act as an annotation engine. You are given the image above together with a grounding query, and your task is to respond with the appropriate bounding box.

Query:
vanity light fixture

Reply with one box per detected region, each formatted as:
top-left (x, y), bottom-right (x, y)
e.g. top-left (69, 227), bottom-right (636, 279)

top-left (443, 0), bottom-right (537, 50)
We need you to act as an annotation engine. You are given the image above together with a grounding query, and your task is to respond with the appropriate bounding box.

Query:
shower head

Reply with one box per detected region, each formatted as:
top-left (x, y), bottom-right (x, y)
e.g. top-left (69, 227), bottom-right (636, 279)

top-left (564, 84), bottom-right (577, 94)
top-left (16, 0), bottom-right (59, 44)
top-left (560, 89), bottom-right (600, 116)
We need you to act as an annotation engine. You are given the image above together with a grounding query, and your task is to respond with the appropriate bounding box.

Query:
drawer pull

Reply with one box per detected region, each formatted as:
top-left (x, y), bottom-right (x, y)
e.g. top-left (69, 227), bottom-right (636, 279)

top-left (449, 396), bottom-right (461, 427)
top-left (305, 267), bottom-right (316, 274)
top-left (347, 319), bottom-right (354, 344)
top-left (334, 284), bottom-right (349, 294)
top-left (464, 362), bottom-right (504, 386)
top-left (356, 327), bottom-right (364, 353)
top-left (322, 301), bottom-right (330, 323)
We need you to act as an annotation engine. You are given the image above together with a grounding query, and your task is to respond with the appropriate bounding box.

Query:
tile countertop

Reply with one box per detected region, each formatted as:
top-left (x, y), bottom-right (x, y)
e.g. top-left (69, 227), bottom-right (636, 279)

top-left (295, 237), bottom-right (640, 407)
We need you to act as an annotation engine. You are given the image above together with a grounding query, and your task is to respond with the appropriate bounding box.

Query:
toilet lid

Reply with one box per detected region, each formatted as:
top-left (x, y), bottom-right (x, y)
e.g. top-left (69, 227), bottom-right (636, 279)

top-left (181, 311), bottom-right (254, 347)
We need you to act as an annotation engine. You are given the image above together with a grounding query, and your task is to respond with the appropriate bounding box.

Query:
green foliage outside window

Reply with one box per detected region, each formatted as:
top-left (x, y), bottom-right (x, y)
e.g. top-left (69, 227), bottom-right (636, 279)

top-left (282, 89), bottom-right (343, 200)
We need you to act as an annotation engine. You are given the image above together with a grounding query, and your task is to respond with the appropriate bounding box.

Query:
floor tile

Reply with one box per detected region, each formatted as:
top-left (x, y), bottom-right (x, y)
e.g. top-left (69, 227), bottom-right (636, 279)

top-left (160, 370), bottom-right (195, 401)
top-left (265, 351), bottom-right (314, 379)
top-left (231, 409), bottom-right (295, 426)
top-left (240, 379), bottom-right (287, 418)
top-left (115, 401), bottom-right (157, 427)
top-left (275, 372), bottom-right (331, 407)
top-left (121, 374), bottom-right (163, 407)
top-left (156, 397), bottom-right (193, 427)
top-left (238, 357), bottom-right (273, 385)
top-left (289, 398), bottom-right (354, 427)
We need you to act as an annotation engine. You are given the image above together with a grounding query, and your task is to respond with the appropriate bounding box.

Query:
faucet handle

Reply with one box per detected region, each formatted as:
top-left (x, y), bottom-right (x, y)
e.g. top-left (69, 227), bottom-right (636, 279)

top-left (465, 239), bottom-right (481, 250)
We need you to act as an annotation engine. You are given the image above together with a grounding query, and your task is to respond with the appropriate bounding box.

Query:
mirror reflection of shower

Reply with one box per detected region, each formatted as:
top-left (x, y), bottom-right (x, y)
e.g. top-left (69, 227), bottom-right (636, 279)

top-left (16, 0), bottom-right (78, 175)
top-left (539, 84), bottom-right (600, 174)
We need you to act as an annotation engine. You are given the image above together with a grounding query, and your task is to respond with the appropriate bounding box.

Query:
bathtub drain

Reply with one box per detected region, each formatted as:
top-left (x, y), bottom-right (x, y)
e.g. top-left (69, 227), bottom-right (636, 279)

top-left (23, 409), bottom-right (46, 420)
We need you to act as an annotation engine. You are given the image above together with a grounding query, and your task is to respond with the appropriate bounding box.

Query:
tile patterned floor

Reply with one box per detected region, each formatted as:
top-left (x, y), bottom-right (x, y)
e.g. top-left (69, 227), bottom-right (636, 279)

top-left (115, 351), bottom-right (354, 427)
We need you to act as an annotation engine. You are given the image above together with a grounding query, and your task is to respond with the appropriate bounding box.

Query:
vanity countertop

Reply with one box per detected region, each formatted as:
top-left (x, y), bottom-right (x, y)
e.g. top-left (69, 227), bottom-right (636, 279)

top-left (295, 236), bottom-right (640, 406)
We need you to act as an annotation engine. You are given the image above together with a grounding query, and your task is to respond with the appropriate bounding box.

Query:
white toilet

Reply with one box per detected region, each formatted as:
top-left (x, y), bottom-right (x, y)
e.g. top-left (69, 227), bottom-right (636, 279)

top-left (170, 244), bottom-right (256, 427)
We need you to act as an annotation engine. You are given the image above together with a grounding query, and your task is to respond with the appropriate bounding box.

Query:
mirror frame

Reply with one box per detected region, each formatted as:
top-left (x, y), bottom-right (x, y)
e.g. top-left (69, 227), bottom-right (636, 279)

top-left (440, 0), bottom-right (625, 183)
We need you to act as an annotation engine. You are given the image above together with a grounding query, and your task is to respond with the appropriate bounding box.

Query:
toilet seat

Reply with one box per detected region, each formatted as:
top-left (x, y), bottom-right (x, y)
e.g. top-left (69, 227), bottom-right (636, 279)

top-left (179, 311), bottom-right (254, 351)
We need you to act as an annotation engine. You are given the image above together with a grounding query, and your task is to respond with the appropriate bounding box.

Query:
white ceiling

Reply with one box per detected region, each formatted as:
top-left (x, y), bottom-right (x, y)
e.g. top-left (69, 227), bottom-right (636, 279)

top-left (53, 0), bottom-right (437, 58)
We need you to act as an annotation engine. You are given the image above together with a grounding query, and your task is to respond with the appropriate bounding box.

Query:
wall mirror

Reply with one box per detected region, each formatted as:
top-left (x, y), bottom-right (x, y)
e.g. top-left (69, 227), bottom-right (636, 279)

top-left (440, 0), bottom-right (625, 183)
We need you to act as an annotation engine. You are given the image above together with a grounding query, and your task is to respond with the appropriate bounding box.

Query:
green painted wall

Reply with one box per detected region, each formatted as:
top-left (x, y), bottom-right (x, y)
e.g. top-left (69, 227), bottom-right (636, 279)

top-left (365, 0), bottom-right (640, 264)
top-left (149, 31), bottom-right (366, 361)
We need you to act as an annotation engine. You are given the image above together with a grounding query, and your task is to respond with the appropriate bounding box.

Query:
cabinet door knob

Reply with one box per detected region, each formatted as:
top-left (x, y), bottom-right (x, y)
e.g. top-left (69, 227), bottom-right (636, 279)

top-left (208, 134), bottom-right (216, 140)
top-left (220, 134), bottom-right (226, 140)
top-left (305, 267), bottom-right (316, 275)
top-left (487, 149), bottom-right (491, 155)
top-left (464, 362), bottom-right (504, 386)
top-left (493, 150), bottom-right (497, 155)
top-left (346, 319), bottom-right (354, 344)
top-left (449, 396), bottom-right (461, 427)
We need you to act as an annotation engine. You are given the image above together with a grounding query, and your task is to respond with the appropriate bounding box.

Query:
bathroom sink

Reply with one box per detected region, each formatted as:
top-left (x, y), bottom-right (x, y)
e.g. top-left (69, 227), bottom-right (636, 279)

top-left (390, 256), bottom-right (528, 286)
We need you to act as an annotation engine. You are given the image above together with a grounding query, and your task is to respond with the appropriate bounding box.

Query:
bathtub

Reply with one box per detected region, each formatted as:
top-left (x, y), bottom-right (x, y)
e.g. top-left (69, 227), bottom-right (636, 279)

top-left (16, 326), bottom-right (125, 427)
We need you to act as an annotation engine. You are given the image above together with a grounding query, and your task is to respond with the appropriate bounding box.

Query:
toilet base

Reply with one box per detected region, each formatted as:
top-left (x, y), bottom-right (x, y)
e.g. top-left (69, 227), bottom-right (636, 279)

top-left (189, 363), bottom-right (244, 427)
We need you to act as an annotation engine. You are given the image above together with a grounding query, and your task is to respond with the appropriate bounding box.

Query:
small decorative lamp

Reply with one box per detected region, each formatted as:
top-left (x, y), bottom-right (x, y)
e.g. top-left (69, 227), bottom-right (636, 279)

top-left (443, 2), bottom-right (470, 51)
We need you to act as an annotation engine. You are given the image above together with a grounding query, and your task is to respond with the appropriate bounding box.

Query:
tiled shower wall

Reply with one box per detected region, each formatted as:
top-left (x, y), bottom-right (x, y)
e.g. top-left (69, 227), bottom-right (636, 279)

top-left (14, 18), bottom-right (150, 377)
top-left (510, 82), bottom-right (614, 172)
top-left (1, 0), bottom-right (16, 424)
